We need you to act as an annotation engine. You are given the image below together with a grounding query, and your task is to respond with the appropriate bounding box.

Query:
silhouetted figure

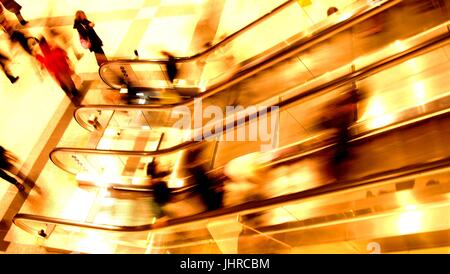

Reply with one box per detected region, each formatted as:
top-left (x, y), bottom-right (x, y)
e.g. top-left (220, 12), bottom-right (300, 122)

top-left (0, 0), bottom-right (28, 26)
top-left (0, 51), bottom-right (18, 83)
top-left (320, 89), bottom-right (359, 179)
top-left (0, 146), bottom-right (25, 191)
top-left (146, 159), bottom-right (172, 218)
top-left (146, 159), bottom-right (171, 180)
top-left (43, 9), bottom-right (83, 61)
top-left (327, 7), bottom-right (339, 16)
top-left (160, 51), bottom-right (178, 84)
top-left (35, 37), bottom-right (79, 102)
top-left (186, 147), bottom-right (224, 211)
top-left (73, 10), bottom-right (107, 66)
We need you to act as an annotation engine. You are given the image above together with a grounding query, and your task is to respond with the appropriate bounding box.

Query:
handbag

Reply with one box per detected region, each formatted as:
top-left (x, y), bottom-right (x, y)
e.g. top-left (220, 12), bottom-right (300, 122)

top-left (80, 36), bottom-right (91, 49)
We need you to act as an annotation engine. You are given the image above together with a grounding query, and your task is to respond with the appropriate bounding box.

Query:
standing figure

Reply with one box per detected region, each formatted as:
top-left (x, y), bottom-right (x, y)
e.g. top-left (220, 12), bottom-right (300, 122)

top-left (0, 0), bottom-right (28, 25)
top-left (160, 51), bottom-right (178, 84)
top-left (35, 37), bottom-right (79, 101)
top-left (185, 147), bottom-right (224, 211)
top-left (0, 146), bottom-right (25, 191)
top-left (73, 10), bottom-right (107, 66)
top-left (320, 89), bottom-right (360, 180)
top-left (0, 50), bottom-right (19, 83)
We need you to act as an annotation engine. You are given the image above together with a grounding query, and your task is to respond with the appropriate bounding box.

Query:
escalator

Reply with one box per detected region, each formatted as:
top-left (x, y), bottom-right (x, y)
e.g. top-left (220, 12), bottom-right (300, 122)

top-left (13, 153), bottom-right (450, 253)
top-left (59, 21), bottom-right (450, 190)
top-left (9, 1), bottom-right (450, 253)
top-left (89, 0), bottom-right (408, 105)
top-left (13, 31), bottom-right (450, 252)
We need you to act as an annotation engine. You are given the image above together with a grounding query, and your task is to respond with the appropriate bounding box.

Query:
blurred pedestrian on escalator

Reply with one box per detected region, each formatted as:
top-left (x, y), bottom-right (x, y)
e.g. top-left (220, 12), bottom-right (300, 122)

top-left (185, 147), bottom-right (224, 211)
top-left (320, 89), bottom-right (360, 179)
top-left (0, 146), bottom-right (25, 191)
top-left (73, 10), bottom-right (107, 66)
top-left (146, 159), bottom-right (172, 218)
top-left (160, 51), bottom-right (178, 85)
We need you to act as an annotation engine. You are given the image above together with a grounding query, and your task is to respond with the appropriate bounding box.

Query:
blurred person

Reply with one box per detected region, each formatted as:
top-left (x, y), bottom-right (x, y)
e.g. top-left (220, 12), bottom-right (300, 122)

top-left (2, 22), bottom-right (44, 80)
top-left (73, 10), bottom-right (107, 66)
top-left (35, 37), bottom-right (80, 102)
top-left (0, 146), bottom-right (25, 191)
top-left (0, 50), bottom-right (19, 83)
top-left (146, 159), bottom-right (172, 218)
top-left (320, 89), bottom-right (360, 179)
top-left (146, 158), bottom-right (172, 179)
top-left (3, 22), bottom-right (37, 56)
top-left (44, 26), bottom-right (84, 61)
top-left (185, 147), bottom-right (224, 211)
top-left (43, 10), bottom-right (83, 61)
top-left (160, 51), bottom-right (178, 84)
top-left (0, 0), bottom-right (28, 26)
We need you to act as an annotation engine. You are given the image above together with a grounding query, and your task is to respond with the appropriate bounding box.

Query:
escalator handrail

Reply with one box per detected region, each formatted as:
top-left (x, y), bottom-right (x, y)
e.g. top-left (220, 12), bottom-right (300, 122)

top-left (100, 0), bottom-right (296, 65)
top-left (74, 22), bottom-right (450, 138)
top-left (37, 25), bottom-right (450, 233)
top-left (63, 24), bottom-right (450, 176)
top-left (13, 155), bottom-right (450, 235)
top-left (97, 0), bottom-right (401, 97)
top-left (49, 140), bottom-right (203, 174)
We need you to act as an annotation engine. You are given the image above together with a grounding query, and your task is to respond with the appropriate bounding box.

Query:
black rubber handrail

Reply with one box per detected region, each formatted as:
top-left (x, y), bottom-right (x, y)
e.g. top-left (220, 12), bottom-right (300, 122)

top-left (97, 0), bottom-right (401, 98)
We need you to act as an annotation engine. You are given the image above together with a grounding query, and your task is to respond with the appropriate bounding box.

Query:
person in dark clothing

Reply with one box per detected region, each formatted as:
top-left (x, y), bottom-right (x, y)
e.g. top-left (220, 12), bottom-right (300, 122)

top-left (146, 159), bottom-right (172, 218)
top-left (0, 146), bottom-right (25, 191)
top-left (0, 0), bottom-right (28, 25)
top-left (160, 51), bottom-right (178, 84)
top-left (73, 10), bottom-right (107, 66)
top-left (320, 89), bottom-right (360, 179)
top-left (3, 23), bottom-right (37, 56)
top-left (185, 147), bottom-right (224, 211)
top-left (0, 51), bottom-right (18, 83)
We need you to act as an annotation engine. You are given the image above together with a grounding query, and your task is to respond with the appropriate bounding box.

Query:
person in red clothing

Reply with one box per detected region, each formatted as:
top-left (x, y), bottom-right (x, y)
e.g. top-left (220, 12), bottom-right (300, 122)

top-left (35, 37), bottom-right (79, 101)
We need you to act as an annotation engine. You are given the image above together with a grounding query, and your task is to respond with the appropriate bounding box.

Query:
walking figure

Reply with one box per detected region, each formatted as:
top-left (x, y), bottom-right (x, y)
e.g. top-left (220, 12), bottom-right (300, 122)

top-left (73, 10), bottom-right (107, 66)
top-left (0, 146), bottom-right (25, 191)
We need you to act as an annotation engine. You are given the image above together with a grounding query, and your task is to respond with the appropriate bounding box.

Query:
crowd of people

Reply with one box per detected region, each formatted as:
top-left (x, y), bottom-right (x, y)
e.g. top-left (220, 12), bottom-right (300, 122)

top-left (0, 1), bottom-right (107, 104)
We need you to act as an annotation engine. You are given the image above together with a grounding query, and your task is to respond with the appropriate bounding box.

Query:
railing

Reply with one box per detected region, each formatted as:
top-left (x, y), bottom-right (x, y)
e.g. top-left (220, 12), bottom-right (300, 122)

top-left (72, 23), bottom-right (450, 145)
top-left (97, 0), bottom-right (401, 98)
top-left (97, 0), bottom-right (298, 90)
top-left (13, 155), bottom-right (450, 238)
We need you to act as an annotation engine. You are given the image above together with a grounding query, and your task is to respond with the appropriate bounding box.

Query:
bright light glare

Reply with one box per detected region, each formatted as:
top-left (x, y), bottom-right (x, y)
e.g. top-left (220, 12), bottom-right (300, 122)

top-left (397, 210), bottom-right (423, 234)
